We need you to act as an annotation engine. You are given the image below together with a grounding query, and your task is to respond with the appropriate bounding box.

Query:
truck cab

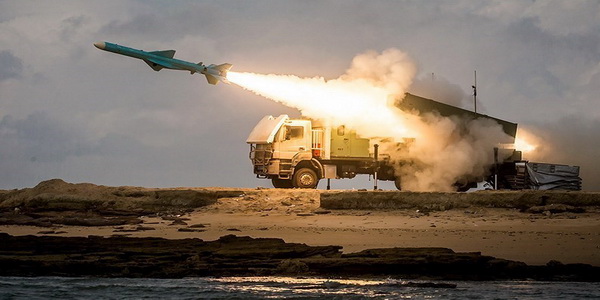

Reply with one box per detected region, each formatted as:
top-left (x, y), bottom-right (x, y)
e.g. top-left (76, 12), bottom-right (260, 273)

top-left (247, 115), bottom-right (320, 188)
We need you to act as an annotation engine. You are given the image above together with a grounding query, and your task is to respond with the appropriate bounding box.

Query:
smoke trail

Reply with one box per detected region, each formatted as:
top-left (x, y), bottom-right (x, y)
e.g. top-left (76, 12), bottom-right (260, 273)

top-left (228, 49), bottom-right (520, 191)
top-left (228, 49), bottom-right (418, 139)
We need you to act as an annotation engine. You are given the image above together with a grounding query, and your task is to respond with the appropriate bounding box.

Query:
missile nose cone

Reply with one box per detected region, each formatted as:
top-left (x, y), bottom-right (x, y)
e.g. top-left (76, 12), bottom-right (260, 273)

top-left (94, 42), bottom-right (106, 50)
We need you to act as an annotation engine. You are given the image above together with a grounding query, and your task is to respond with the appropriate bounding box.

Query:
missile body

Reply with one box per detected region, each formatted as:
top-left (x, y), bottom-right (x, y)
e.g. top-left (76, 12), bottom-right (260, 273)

top-left (94, 42), bottom-right (231, 85)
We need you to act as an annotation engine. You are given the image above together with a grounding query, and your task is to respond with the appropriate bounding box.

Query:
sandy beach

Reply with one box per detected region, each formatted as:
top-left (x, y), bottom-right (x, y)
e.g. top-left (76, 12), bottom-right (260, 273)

top-left (1, 181), bottom-right (598, 267)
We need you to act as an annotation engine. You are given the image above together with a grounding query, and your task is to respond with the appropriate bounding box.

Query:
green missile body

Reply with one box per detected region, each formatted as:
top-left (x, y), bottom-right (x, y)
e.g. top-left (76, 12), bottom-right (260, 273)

top-left (94, 41), bottom-right (231, 85)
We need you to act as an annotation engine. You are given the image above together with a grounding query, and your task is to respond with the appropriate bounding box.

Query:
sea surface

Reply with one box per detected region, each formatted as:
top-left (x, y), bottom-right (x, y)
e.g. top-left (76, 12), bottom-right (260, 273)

top-left (0, 276), bottom-right (599, 299)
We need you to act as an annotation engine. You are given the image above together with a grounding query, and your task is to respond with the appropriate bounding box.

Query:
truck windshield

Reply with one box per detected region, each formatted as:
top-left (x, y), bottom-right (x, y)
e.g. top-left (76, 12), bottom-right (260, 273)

top-left (284, 126), bottom-right (303, 140)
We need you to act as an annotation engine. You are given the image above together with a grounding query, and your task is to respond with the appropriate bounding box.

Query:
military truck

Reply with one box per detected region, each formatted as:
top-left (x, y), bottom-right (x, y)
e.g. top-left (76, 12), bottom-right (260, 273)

top-left (246, 113), bottom-right (398, 189)
top-left (246, 93), bottom-right (581, 190)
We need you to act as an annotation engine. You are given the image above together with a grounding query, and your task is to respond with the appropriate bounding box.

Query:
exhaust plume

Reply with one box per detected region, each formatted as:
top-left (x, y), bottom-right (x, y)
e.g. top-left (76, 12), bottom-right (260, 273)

top-left (228, 49), bottom-right (514, 191)
top-left (227, 49), bottom-right (417, 138)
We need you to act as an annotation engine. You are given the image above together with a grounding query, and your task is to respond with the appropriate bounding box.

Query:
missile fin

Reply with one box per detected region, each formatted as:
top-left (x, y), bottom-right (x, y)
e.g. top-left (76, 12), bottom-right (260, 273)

top-left (150, 50), bottom-right (176, 58)
top-left (203, 63), bottom-right (232, 84)
top-left (205, 74), bottom-right (220, 85)
top-left (144, 57), bottom-right (177, 70)
top-left (215, 63), bottom-right (232, 76)
top-left (210, 63), bottom-right (232, 77)
top-left (143, 59), bottom-right (163, 71)
top-left (215, 63), bottom-right (233, 71)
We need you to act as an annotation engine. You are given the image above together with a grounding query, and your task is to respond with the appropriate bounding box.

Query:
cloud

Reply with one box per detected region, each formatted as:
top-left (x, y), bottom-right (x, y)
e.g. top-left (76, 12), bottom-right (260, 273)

top-left (0, 112), bottom-right (93, 188)
top-left (59, 15), bottom-right (88, 42)
top-left (0, 50), bottom-right (23, 81)
top-left (471, 0), bottom-right (600, 36)
top-left (0, 112), bottom-right (92, 163)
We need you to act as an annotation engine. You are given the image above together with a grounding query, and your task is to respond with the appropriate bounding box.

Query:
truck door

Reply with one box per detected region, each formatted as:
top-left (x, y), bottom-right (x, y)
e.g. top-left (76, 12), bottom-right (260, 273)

top-left (274, 124), bottom-right (310, 160)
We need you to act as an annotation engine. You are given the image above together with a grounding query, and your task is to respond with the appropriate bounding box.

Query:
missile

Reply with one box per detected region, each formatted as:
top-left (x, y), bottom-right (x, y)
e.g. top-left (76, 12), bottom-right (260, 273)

top-left (94, 41), bottom-right (232, 85)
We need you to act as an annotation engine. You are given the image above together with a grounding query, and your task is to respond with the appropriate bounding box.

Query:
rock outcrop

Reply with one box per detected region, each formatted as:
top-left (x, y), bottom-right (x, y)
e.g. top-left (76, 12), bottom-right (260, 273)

top-left (0, 179), bottom-right (242, 215)
top-left (320, 190), bottom-right (600, 211)
top-left (0, 179), bottom-right (245, 227)
top-left (0, 233), bottom-right (598, 281)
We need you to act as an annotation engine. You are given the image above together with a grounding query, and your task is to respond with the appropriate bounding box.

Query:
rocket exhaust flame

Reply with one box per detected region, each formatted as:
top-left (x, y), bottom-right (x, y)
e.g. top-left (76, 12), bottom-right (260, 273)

top-left (515, 137), bottom-right (536, 153)
top-left (514, 128), bottom-right (538, 156)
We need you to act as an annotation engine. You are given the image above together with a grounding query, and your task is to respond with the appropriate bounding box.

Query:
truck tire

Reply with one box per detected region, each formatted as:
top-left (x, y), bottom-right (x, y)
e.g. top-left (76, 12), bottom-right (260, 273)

top-left (394, 177), bottom-right (402, 191)
top-left (292, 168), bottom-right (319, 189)
top-left (272, 178), bottom-right (293, 188)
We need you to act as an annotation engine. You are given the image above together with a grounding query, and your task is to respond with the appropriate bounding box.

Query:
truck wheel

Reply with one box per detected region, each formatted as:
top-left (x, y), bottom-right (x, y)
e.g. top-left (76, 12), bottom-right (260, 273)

top-left (272, 178), bottom-right (293, 188)
top-left (293, 168), bottom-right (319, 189)
top-left (394, 177), bottom-right (402, 191)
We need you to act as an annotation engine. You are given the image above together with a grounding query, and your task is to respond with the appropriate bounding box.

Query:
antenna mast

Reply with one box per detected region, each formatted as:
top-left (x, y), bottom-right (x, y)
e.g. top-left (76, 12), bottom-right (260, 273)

top-left (472, 70), bottom-right (477, 113)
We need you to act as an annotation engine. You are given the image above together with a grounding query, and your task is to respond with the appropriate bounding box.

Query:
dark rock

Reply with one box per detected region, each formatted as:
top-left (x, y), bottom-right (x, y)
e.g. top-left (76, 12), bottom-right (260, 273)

top-left (189, 224), bottom-right (206, 228)
top-left (169, 219), bottom-right (188, 226)
top-left (297, 213), bottom-right (314, 217)
top-left (113, 228), bottom-right (138, 232)
top-left (36, 230), bottom-right (68, 235)
top-left (0, 233), bottom-right (597, 281)
top-left (0, 233), bottom-right (340, 278)
top-left (161, 216), bottom-right (191, 221)
top-left (276, 259), bottom-right (309, 275)
top-left (178, 228), bottom-right (205, 232)
top-left (111, 234), bottom-right (131, 237)
top-left (322, 280), bottom-right (342, 288)
top-left (0, 211), bottom-right (142, 227)
top-left (0, 213), bottom-right (53, 227)
top-left (135, 226), bottom-right (155, 231)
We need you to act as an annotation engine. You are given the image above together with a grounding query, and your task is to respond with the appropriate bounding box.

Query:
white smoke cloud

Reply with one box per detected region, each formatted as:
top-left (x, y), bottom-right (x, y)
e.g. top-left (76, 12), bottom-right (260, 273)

top-left (386, 114), bottom-right (513, 191)
top-left (341, 48), bottom-right (417, 96)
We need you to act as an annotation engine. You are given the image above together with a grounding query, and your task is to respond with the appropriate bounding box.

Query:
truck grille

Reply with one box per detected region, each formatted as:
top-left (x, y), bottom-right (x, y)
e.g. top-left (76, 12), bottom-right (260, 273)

top-left (249, 144), bottom-right (273, 174)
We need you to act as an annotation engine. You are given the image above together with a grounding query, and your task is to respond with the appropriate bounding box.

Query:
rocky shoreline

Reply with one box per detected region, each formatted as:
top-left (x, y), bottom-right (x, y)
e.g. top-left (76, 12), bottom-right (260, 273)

top-left (1, 179), bottom-right (600, 280)
top-left (1, 233), bottom-right (598, 281)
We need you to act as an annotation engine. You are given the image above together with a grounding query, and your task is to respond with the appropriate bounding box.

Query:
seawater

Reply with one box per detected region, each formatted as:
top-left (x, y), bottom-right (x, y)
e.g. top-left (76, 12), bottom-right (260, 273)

top-left (0, 276), bottom-right (599, 299)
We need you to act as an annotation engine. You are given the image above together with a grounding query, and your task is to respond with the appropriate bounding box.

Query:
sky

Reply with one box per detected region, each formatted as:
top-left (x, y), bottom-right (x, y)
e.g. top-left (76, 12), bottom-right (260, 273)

top-left (1, 0), bottom-right (599, 190)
